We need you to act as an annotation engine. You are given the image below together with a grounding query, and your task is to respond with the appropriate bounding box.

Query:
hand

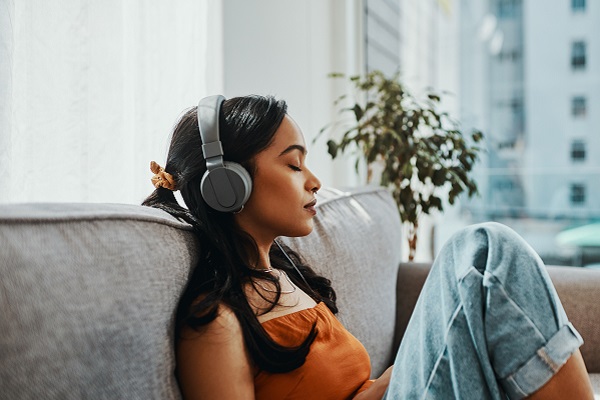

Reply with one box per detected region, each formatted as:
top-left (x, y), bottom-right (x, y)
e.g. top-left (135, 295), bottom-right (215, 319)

top-left (353, 365), bottom-right (393, 400)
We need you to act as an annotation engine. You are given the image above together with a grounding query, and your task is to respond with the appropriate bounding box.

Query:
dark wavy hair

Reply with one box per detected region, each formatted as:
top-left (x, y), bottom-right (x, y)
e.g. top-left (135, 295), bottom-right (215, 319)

top-left (142, 95), bottom-right (337, 373)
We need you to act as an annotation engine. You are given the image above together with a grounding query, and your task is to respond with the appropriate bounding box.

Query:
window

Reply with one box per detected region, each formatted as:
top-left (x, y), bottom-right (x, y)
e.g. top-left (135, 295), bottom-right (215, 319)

top-left (494, 179), bottom-right (516, 190)
top-left (510, 97), bottom-right (525, 132)
top-left (572, 0), bottom-right (586, 12)
top-left (497, 49), bottom-right (521, 62)
top-left (572, 96), bottom-right (587, 117)
top-left (497, 0), bottom-right (521, 18)
top-left (571, 140), bottom-right (586, 161)
top-left (570, 183), bottom-right (586, 205)
top-left (571, 41), bottom-right (586, 70)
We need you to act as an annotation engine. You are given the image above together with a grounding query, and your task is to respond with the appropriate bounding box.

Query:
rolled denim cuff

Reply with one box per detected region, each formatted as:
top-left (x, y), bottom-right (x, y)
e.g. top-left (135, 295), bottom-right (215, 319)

top-left (501, 322), bottom-right (584, 399)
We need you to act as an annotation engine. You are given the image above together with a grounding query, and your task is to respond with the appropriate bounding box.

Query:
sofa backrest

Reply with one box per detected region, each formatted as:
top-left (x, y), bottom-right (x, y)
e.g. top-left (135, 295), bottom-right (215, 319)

top-left (0, 186), bottom-right (403, 398)
top-left (282, 187), bottom-right (403, 376)
top-left (0, 203), bottom-right (196, 400)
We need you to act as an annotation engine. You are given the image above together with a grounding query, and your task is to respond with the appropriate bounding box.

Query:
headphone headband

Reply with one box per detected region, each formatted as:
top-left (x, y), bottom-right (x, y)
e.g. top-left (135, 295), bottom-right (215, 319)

top-left (197, 95), bottom-right (226, 170)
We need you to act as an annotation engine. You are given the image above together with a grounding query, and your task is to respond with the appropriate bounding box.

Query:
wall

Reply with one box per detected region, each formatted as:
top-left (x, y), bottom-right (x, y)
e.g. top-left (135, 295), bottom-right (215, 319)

top-left (222, 0), bottom-right (365, 188)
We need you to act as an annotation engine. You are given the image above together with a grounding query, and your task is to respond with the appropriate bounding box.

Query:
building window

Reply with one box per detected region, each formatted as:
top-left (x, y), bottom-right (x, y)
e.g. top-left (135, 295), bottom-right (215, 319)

top-left (571, 140), bottom-right (586, 161)
top-left (570, 183), bottom-right (586, 205)
top-left (572, 96), bottom-right (587, 117)
top-left (571, 41), bottom-right (586, 70)
top-left (497, 49), bottom-right (522, 62)
top-left (494, 179), bottom-right (516, 191)
top-left (572, 0), bottom-right (586, 12)
top-left (497, 0), bottom-right (521, 18)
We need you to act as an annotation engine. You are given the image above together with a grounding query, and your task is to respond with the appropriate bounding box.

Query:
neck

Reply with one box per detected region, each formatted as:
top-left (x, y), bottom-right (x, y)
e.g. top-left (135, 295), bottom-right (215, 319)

top-left (232, 215), bottom-right (276, 270)
top-left (254, 240), bottom-right (274, 271)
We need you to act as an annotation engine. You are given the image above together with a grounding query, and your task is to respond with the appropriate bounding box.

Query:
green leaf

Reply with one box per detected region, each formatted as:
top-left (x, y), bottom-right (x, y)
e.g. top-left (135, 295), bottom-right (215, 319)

top-left (431, 169), bottom-right (446, 186)
top-left (429, 196), bottom-right (443, 211)
top-left (326, 140), bottom-right (338, 159)
top-left (333, 94), bottom-right (348, 106)
top-left (402, 163), bottom-right (413, 178)
top-left (427, 93), bottom-right (441, 102)
top-left (353, 104), bottom-right (364, 122)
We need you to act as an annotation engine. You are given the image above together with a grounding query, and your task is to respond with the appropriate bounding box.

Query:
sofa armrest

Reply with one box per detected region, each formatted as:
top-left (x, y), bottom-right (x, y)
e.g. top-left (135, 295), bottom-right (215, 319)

top-left (547, 266), bottom-right (600, 373)
top-left (392, 263), bottom-right (600, 373)
top-left (391, 262), bottom-right (431, 364)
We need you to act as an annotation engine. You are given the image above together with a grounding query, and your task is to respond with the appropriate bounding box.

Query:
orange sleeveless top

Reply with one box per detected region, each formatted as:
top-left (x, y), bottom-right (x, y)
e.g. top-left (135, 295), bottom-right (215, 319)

top-left (254, 302), bottom-right (374, 399)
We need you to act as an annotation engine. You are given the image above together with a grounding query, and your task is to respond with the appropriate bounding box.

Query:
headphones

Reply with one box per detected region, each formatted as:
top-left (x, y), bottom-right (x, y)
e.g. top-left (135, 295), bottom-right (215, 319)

top-left (197, 95), bottom-right (253, 213)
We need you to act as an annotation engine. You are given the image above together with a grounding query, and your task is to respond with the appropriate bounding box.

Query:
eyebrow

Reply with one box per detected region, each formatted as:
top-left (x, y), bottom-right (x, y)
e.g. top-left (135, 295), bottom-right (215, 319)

top-left (278, 144), bottom-right (307, 157)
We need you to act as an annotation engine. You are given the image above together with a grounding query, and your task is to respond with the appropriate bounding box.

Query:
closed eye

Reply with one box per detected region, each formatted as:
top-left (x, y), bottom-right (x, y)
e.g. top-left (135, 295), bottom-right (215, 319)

top-left (288, 164), bottom-right (302, 172)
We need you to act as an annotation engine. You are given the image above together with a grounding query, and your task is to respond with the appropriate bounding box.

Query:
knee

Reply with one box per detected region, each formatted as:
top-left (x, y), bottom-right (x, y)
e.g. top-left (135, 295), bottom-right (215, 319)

top-left (465, 222), bottom-right (524, 248)
top-left (469, 222), bottom-right (534, 256)
top-left (450, 222), bottom-right (530, 253)
top-left (442, 222), bottom-right (541, 276)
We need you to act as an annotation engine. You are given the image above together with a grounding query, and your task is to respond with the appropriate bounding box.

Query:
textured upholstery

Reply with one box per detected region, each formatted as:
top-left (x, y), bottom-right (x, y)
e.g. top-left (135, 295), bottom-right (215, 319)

top-left (1, 188), bottom-right (599, 398)
top-left (546, 266), bottom-right (600, 374)
top-left (0, 187), bottom-right (401, 398)
top-left (0, 204), bottom-right (197, 399)
top-left (281, 187), bottom-right (402, 376)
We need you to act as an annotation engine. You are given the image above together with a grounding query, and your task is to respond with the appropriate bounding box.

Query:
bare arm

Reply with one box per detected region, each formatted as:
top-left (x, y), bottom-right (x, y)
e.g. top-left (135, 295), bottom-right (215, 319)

top-left (353, 366), bottom-right (393, 400)
top-left (177, 305), bottom-right (255, 400)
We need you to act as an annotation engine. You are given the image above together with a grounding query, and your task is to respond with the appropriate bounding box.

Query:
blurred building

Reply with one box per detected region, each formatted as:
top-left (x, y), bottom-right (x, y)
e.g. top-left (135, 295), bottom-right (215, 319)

top-left (459, 0), bottom-right (600, 264)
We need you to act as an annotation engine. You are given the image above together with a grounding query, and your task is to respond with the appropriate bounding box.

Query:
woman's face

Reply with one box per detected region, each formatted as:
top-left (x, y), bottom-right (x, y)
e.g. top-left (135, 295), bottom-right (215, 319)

top-left (234, 115), bottom-right (321, 246)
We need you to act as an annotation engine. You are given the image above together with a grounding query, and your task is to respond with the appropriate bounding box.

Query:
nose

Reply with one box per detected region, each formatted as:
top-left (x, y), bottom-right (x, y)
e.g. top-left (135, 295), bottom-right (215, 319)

top-left (307, 168), bottom-right (321, 194)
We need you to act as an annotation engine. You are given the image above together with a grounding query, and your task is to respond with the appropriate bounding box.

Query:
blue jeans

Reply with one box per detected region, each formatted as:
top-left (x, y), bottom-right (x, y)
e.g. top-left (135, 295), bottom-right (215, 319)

top-left (384, 222), bottom-right (583, 399)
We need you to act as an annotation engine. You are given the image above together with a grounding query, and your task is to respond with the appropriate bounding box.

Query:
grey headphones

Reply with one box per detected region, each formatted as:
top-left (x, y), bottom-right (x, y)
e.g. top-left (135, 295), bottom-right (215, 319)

top-left (197, 95), bottom-right (252, 213)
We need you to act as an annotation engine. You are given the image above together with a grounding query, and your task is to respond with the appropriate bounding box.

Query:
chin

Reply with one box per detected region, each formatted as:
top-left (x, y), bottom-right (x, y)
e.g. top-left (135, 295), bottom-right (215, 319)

top-left (285, 223), bottom-right (314, 238)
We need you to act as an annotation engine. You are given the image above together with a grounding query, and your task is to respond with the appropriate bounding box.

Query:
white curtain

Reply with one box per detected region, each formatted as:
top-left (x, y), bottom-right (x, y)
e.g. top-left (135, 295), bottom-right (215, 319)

top-left (0, 0), bottom-right (223, 204)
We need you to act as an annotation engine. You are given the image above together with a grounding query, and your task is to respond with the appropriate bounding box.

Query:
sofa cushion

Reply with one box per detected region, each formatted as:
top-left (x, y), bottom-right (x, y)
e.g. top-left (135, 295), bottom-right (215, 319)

top-left (0, 186), bottom-right (403, 397)
top-left (282, 186), bottom-right (403, 377)
top-left (0, 203), bottom-right (196, 400)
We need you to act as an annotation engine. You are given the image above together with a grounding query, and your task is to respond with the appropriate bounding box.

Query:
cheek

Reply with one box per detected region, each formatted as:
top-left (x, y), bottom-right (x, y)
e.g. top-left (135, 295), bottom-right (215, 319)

top-left (252, 171), bottom-right (296, 201)
top-left (248, 179), bottom-right (287, 209)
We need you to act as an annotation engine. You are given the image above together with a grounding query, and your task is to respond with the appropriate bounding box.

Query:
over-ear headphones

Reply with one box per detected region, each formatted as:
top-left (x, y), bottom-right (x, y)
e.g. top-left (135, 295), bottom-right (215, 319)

top-left (197, 95), bottom-right (252, 213)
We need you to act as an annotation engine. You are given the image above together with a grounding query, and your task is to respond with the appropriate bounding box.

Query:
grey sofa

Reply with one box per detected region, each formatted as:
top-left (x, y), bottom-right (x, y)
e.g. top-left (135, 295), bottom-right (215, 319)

top-left (1, 186), bottom-right (599, 399)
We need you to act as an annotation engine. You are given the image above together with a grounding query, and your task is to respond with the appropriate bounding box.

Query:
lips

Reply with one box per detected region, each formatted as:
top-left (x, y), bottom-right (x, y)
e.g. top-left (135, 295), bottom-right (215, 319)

top-left (304, 199), bottom-right (317, 208)
top-left (304, 199), bottom-right (317, 215)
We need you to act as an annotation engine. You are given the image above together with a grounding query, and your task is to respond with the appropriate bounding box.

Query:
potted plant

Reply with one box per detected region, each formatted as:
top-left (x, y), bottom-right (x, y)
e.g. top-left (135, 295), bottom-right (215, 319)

top-left (320, 70), bottom-right (484, 261)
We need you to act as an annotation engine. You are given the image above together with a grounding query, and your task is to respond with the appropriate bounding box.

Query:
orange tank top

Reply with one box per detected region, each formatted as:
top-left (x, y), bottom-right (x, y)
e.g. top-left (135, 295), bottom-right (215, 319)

top-left (254, 302), bottom-right (374, 399)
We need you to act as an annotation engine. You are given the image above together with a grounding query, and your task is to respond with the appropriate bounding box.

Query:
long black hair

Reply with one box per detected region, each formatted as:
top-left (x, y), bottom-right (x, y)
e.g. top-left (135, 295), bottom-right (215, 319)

top-left (142, 95), bottom-right (337, 373)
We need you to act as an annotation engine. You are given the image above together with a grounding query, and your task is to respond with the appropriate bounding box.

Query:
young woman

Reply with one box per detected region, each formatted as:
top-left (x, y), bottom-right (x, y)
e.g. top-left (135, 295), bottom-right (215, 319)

top-left (143, 95), bottom-right (594, 399)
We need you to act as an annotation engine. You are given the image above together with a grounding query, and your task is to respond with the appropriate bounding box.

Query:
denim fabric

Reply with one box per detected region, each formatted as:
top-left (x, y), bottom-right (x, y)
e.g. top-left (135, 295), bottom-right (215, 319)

top-left (384, 222), bottom-right (583, 399)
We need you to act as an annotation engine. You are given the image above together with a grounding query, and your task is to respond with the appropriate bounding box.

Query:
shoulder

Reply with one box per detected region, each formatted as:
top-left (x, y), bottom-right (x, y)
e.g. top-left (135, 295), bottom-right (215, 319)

top-left (181, 303), bottom-right (241, 340)
top-left (177, 303), bottom-right (255, 399)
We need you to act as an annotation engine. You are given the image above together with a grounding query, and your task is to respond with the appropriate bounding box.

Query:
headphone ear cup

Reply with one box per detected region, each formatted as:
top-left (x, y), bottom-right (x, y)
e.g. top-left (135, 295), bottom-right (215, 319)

top-left (223, 161), bottom-right (252, 208)
top-left (200, 162), bottom-right (252, 212)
